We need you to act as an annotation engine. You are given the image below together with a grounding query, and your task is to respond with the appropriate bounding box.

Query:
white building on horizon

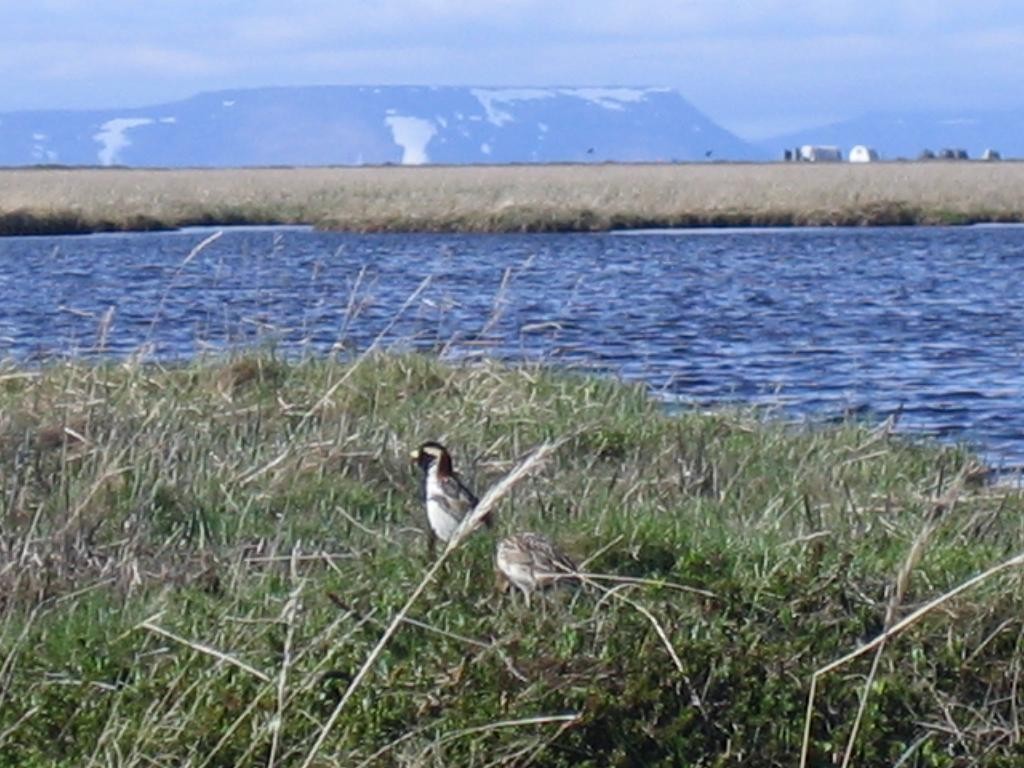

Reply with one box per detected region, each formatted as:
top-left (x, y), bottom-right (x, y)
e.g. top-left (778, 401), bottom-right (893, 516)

top-left (798, 145), bottom-right (843, 162)
top-left (849, 145), bottom-right (880, 163)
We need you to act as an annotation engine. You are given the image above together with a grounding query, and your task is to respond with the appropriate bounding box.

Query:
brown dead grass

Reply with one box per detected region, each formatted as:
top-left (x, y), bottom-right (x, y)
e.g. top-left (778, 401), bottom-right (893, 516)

top-left (2, 162), bottom-right (1024, 234)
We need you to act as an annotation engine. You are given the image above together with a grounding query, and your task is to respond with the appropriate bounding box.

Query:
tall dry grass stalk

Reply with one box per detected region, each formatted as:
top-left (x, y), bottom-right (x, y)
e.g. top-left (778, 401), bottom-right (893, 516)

top-left (836, 476), bottom-right (961, 768)
top-left (799, 543), bottom-right (1024, 768)
top-left (299, 440), bottom-right (561, 768)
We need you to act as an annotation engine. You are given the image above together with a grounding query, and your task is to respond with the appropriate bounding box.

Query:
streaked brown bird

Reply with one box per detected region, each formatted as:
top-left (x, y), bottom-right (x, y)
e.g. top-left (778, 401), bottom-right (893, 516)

top-left (410, 441), bottom-right (490, 554)
top-left (495, 531), bottom-right (577, 607)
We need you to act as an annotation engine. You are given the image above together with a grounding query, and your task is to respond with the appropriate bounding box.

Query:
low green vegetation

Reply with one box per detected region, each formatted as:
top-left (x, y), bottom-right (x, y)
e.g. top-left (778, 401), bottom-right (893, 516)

top-left (1, 353), bottom-right (1022, 766)
top-left (2, 163), bottom-right (1024, 235)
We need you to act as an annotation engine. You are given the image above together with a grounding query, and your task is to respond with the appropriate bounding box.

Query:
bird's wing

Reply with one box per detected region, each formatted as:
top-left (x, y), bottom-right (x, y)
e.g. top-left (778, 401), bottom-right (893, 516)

top-left (452, 474), bottom-right (479, 507)
top-left (433, 474), bottom-right (477, 520)
top-left (528, 535), bottom-right (576, 574)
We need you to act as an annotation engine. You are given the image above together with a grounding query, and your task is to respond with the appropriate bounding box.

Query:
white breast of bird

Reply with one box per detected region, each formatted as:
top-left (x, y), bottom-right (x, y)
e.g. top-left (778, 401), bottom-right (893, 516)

top-left (425, 474), bottom-right (462, 541)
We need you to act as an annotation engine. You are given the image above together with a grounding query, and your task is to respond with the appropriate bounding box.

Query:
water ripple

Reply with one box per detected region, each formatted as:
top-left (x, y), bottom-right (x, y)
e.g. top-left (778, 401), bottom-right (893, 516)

top-left (1, 225), bottom-right (1022, 468)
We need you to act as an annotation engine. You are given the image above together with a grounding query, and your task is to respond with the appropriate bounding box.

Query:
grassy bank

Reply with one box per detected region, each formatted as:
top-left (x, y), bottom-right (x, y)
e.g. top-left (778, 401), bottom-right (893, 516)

top-left (3, 163), bottom-right (1024, 235)
top-left (1, 353), bottom-right (1022, 765)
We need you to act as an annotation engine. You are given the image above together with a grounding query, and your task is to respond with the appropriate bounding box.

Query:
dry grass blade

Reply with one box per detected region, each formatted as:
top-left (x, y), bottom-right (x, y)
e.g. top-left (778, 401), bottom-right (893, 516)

top-left (267, 552), bottom-right (305, 768)
top-left (0, 705), bottom-right (40, 750)
top-left (576, 571), bottom-right (716, 599)
top-left (146, 230), bottom-right (223, 339)
top-left (196, 609), bottom-right (369, 768)
top-left (233, 446), bottom-right (291, 486)
top-left (416, 712), bottom-right (582, 762)
top-left (823, 474), bottom-right (962, 767)
top-left (838, 479), bottom-right (958, 768)
top-left (447, 439), bottom-right (565, 552)
top-left (799, 548), bottom-right (1024, 768)
top-left (138, 616), bottom-right (271, 684)
top-left (593, 582), bottom-right (685, 673)
top-left (353, 722), bottom-right (435, 768)
top-left (298, 441), bottom-right (561, 768)
top-left (299, 275), bottom-right (432, 427)
top-left (326, 591), bottom-right (494, 650)
top-left (577, 533), bottom-right (624, 570)
top-left (513, 717), bottom-right (582, 768)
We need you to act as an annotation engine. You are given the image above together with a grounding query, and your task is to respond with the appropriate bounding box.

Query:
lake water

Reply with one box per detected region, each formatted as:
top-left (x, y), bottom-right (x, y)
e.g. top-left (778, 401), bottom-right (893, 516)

top-left (1, 225), bottom-right (1022, 468)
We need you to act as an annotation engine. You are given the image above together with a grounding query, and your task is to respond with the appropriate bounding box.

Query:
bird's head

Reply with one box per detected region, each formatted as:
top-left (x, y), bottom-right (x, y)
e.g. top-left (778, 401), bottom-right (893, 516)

top-left (493, 568), bottom-right (511, 594)
top-left (410, 441), bottom-right (452, 474)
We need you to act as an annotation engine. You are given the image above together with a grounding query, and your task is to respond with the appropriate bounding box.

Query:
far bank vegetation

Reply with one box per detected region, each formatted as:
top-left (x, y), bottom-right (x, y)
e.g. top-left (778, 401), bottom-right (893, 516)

top-left (2, 162), bottom-right (1024, 235)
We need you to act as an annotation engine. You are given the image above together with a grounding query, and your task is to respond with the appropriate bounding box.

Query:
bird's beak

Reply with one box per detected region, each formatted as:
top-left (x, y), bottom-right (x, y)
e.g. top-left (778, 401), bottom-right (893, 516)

top-left (409, 449), bottom-right (420, 462)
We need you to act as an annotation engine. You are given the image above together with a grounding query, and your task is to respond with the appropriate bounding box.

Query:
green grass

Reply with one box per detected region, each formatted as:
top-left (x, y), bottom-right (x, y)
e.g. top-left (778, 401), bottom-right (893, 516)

top-left (0, 353), bottom-right (1022, 766)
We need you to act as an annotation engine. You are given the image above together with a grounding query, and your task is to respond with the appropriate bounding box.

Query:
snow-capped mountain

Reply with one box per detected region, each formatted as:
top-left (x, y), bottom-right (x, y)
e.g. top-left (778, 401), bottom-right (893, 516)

top-left (761, 110), bottom-right (1024, 160)
top-left (0, 85), bottom-right (764, 167)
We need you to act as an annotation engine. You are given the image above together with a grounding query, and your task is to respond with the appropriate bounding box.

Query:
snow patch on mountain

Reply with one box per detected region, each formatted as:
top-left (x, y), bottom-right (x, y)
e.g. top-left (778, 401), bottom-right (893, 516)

top-left (469, 87), bottom-right (666, 126)
top-left (94, 117), bottom-right (154, 165)
top-left (385, 115), bottom-right (436, 164)
top-left (31, 132), bottom-right (56, 163)
top-left (567, 87), bottom-right (659, 110)
top-left (471, 88), bottom-right (554, 126)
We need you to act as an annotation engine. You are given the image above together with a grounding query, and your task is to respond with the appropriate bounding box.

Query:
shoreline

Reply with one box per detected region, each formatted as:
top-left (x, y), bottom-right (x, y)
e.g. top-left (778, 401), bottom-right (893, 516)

top-left (9, 219), bottom-right (1024, 242)
top-left (3, 162), bottom-right (1024, 235)
top-left (3, 348), bottom-right (1019, 475)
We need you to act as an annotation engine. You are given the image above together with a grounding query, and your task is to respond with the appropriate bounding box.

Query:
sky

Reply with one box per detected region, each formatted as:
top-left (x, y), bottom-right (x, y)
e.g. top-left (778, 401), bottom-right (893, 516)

top-left (2, 0), bottom-right (1023, 140)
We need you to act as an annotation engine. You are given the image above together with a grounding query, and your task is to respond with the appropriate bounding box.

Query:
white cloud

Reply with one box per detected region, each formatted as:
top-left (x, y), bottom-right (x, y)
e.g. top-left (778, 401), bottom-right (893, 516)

top-left (10, 41), bottom-right (219, 80)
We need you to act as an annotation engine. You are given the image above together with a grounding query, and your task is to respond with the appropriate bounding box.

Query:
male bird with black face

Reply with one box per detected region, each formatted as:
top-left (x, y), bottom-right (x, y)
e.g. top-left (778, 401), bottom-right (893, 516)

top-left (495, 531), bottom-right (578, 607)
top-left (410, 441), bottom-right (491, 555)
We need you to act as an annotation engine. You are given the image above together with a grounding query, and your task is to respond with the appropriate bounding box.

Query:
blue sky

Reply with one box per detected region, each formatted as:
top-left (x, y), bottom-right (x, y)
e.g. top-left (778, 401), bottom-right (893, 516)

top-left (2, 1), bottom-right (1022, 139)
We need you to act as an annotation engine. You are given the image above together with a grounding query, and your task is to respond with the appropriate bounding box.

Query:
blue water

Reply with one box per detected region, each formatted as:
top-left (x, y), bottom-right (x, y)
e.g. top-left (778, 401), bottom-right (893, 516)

top-left (1, 225), bottom-right (1022, 468)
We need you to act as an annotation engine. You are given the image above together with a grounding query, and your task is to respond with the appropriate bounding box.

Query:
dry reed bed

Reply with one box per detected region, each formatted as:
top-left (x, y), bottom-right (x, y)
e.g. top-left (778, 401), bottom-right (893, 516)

top-left (3, 162), bottom-right (1024, 234)
top-left (1, 353), bottom-right (1023, 765)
